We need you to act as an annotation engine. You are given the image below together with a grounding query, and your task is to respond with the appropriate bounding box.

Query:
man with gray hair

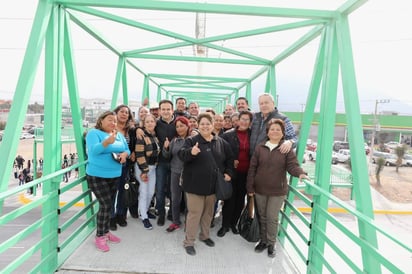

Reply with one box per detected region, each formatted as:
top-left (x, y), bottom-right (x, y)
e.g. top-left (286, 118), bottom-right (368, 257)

top-left (249, 93), bottom-right (297, 156)
top-left (188, 102), bottom-right (200, 117)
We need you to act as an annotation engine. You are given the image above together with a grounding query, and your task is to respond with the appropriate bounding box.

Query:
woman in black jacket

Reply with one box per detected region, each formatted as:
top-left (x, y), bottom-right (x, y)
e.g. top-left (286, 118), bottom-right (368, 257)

top-left (178, 112), bottom-right (234, 256)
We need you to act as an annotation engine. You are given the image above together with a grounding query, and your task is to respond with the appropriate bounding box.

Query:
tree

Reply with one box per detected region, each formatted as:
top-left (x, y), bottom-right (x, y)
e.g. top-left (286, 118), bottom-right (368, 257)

top-left (394, 145), bottom-right (407, 173)
top-left (28, 102), bottom-right (44, 113)
top-left (375, 157), bottom-right (385, 186)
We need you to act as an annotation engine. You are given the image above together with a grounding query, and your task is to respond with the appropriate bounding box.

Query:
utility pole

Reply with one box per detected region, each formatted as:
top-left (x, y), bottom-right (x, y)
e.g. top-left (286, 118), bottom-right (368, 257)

top-left (369, 99), bottom-right (390, 172)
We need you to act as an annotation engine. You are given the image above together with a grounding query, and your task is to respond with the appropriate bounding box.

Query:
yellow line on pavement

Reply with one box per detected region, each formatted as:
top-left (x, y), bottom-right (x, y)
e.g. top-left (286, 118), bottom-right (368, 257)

top-left (18, 193), bottom-right (85, 207)
top-left (18, 193), bottom-right (412, 214)
top-left (298, 207), bottom-right (412, 215)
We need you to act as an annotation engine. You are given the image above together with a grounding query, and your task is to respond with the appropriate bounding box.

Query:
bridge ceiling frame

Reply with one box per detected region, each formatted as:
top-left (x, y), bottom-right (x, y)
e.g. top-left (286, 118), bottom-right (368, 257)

top-left (1, 1), bottom-right (383, 273)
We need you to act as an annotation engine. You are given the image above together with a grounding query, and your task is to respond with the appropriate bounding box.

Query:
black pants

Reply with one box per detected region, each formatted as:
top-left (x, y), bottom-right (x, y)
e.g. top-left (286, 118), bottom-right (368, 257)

top-left (221, 171), bottom-right (247, 228)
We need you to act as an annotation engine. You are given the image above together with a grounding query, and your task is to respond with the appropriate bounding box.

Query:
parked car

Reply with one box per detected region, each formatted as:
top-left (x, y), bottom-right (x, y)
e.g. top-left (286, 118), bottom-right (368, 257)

top-left (306, 150), bottom-right (338, 165)
top-left (333, 141), bottom-right (349, 152)
top-left (20, 132), bottom-right (35, 139)
top-left (384, 141), bottom-right (401, 149)
top-left (334, 149), bottom-right (350, 163)
top-left (371, 151), bottom-right (405, 166)
top-left (404, 154), bottom-right (412, 167)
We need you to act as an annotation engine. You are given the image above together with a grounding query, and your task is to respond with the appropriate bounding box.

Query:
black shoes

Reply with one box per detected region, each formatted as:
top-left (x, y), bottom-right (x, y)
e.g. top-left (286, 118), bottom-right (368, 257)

top-left (157, 214), bottom-right (165, 226)
top-left (267, 244), bottom-right (276, 258)
top-left (185, 246), bottom-right (196, 256)
top-left (231, 225), bottom-right (239, 234)
top-left (217, 227), bottom-right (229, 237)
top-left (116, 215), bottom-right (127, 227)
top-left (109, 218), bottom-right (117, 231)
top-left (254, 241), bottom-right (267, 253)
top-left (210, 219), bottom-right (215, 228)
top-left (201, 238), bottom-right (215, 247)
top-left (147, 211), bottom-right (157, 219)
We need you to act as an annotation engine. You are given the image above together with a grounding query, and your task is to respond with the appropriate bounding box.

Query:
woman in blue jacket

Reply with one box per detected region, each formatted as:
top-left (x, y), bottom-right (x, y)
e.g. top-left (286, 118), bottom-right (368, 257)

top-left (86, 110), bottom-right (130, 252)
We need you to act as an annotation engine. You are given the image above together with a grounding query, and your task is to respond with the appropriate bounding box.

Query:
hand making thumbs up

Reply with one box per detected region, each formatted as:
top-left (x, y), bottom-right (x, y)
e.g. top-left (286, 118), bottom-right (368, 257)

top-left (164, 137), bottom-right (170, 149)
top-left (191, 142), bottom-right (201, 155)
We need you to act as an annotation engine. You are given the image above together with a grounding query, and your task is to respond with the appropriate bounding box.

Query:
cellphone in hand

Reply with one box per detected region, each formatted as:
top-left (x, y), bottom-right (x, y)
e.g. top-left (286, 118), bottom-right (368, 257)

top-left (112, 152), bottom-right (121, 162)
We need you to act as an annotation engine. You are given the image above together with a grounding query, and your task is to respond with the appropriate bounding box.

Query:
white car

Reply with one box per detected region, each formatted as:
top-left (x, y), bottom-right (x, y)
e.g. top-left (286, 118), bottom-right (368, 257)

top-left (385, 141), bottom-right (401, 150)
top-left (306, 150), bottom-right (338, 165)
top-left (335, 149), bottom-right (351, 163)
top-left (20, 132), bottom-right (35, 139)
top-left (372, 151), bottom-right (405, 166)
top-left (404, 154), bottom-right (412, 167)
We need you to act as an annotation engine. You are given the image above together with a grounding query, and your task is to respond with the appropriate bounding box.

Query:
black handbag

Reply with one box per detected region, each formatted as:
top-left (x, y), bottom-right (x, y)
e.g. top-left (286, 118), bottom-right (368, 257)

top-left (215, 168), bottom-right (232, 200)
top-left (238, 196), bottom-right (260, 242)
top-left (123, 162), bottom-right (139, 208)
top-left (205, 139), bottom-right (232, 200)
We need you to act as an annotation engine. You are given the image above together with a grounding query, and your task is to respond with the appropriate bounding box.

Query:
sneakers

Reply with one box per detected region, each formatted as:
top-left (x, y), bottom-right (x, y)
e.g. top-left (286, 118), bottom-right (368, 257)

top-left (105, 232), bottom-right (121, 243)
top-left (95, 236), bottom-right (109, 252)
top-left (109, 218), bottom-right (117, 231)
top-left (143, 219), bottom-right (153, 230)
top-left (147, 211), bottom-right (157, 219)
top-left (166, 223), bottom-right (180, 232)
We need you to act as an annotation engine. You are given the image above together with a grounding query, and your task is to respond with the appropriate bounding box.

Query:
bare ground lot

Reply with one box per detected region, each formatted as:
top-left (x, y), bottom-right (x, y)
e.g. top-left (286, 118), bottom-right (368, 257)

top-left (329, 165), bottom-right (412, 203)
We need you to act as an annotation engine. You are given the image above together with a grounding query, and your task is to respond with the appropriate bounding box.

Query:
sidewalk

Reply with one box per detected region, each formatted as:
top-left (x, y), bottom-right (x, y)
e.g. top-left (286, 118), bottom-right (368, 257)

top-left (57, 213), bottom-right (298, 274)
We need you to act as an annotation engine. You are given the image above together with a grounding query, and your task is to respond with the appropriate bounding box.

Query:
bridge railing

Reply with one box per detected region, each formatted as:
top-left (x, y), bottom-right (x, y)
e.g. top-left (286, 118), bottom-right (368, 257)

top-left (1, 162), bottom-right (411, 273)
top-left (0, 161), bottom-right (97, 274)
top-left (282, 180), bottom-right (411, 273)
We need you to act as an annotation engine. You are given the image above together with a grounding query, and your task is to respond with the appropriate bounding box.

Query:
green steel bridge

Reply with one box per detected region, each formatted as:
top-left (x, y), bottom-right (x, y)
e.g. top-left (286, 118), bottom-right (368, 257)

top-left (1, 1), bottom-right (411, 273)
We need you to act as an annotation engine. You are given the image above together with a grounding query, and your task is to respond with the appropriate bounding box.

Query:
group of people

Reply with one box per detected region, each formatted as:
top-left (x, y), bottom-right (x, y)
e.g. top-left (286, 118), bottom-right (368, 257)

top-left (62, 153), bottom-right (79, 182)
top-left (85, 93), bottom-right (308, 258)
top-left (14, 155), bottom-right (31, 187)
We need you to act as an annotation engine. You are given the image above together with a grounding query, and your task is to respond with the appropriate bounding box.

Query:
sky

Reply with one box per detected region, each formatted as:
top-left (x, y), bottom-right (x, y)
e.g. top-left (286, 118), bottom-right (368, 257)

top-left (1, 1), bottom-right (412, 114)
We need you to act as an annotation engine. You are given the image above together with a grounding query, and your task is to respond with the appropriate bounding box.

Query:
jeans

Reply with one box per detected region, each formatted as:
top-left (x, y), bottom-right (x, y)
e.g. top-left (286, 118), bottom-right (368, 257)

top-left (136, 165), bottom-right (156, 220)
top-left (155, 161), bottom-right (171, 216)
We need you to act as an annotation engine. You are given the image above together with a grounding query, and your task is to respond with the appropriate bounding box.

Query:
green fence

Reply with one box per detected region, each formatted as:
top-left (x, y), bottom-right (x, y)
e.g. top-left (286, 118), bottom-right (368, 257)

top-left (1, 161), bottom-right (411, 273)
